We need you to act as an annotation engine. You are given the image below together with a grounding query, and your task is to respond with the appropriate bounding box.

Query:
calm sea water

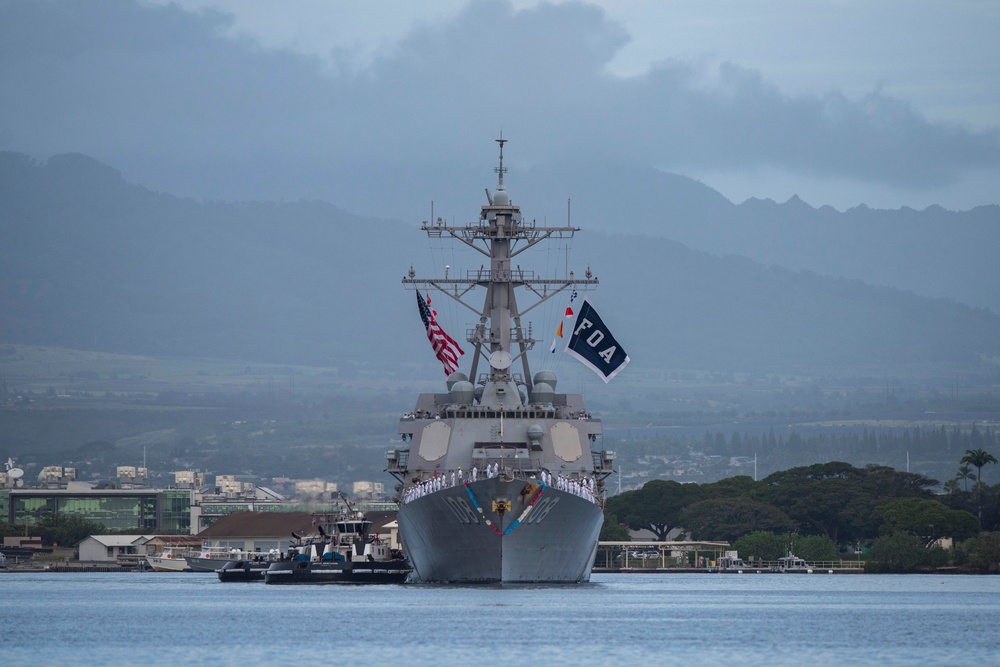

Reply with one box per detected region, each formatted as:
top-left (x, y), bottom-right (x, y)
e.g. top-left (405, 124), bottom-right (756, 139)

top-left (3, 572), bottom-right (998, 665)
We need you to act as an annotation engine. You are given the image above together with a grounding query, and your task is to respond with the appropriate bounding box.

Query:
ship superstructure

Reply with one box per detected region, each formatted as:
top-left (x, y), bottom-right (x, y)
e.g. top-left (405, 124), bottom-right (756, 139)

top-left (386, 139), bottom-right (616, 583)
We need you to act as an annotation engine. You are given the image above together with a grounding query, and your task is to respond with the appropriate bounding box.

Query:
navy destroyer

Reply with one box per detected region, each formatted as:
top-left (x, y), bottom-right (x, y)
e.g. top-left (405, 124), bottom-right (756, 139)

top-left (386, 138), bottom-right (619, 583)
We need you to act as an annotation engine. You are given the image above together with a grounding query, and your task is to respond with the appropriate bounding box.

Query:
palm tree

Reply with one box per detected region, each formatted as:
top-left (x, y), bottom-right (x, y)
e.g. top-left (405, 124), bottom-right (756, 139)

top-left (960, 448), bottom-right (998, 518)
top-left (961, 449), bottom-right (998, 485)
top-left (955, 464), bottom-right (976, 492)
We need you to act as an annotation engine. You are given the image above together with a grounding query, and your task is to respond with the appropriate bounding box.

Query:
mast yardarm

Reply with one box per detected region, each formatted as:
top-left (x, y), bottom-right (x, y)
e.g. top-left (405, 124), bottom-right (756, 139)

top-left (402, 138), bottom-right (597, 396)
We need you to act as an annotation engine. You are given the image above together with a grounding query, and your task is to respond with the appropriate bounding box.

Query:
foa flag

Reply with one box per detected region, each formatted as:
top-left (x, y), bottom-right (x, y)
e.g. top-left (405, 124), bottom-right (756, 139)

top-left (564, 297), bottom-right (630, 383)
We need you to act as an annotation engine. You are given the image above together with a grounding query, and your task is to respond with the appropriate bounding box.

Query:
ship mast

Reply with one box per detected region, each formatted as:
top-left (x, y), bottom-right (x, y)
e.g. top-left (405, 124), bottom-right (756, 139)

top-left (495, 135), bottom-right (507, 188)
top-left (403, 138), bottom-right (598, 399)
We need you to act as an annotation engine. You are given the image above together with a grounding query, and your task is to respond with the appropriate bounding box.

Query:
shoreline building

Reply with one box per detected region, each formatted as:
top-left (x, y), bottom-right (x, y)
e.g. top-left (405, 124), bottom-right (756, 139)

top-left (1, 470), bottom-right (397, 535)
top-left (0, 485), bottom-right (192, 533)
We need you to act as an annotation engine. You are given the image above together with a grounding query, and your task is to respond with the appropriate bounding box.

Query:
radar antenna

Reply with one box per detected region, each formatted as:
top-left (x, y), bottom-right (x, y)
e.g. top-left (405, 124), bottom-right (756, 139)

top-left (494, 133), bottom-right (507, 188)
top-left (4, 457), bottom-right (24, 488)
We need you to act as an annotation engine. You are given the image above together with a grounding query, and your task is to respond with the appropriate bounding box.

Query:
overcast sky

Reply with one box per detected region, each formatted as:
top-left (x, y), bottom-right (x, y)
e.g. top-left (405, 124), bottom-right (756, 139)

top-left (2, 0), bottom-right (998, 211)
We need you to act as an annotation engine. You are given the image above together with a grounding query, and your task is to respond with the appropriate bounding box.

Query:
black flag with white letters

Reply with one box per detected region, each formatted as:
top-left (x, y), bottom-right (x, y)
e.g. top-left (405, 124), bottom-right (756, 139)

top-left (564, 297), bottom-right (630, 383)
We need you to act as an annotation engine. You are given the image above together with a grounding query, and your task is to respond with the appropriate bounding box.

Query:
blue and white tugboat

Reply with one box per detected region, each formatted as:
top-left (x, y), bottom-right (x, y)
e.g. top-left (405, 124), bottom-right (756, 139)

top-left (263, 509), bottom-right (411, 585)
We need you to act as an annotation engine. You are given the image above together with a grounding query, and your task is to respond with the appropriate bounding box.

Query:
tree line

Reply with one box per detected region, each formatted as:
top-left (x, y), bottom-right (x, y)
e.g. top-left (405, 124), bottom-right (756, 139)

top-left (0, 512), bottom-right (108, 549)
top-left (603, 453), bottom-right (1000, 573)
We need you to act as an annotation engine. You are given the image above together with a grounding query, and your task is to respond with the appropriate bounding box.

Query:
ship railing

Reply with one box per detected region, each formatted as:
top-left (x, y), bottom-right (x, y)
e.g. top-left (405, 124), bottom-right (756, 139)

top-left (399, 467), bottom-right (604, 507)
top-left (472, 370), bottom-right (526, 385)
top-left (593, 544), bottom-right (867, 572)
top-left (115, 554), bottom-right (149, 568)
top-left (490, 468), bottom-right (602, 504)
top-left (470, 457), bottom-right (543, 474)
top-left (464, 268), bottom-right (537, 283)
top-left (445, 404), bottom-right (558, 420)
top-left (467, 325), bottom-right (533, 347)
top-left (468, 323), bottom-right (491, 344)
top-left (755, 559), bottom-right (865, 572)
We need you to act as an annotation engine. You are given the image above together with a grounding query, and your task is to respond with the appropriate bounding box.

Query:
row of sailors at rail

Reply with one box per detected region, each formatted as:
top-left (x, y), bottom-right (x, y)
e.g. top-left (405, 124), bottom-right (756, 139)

top-left (402, 411), bottom-right (437, 419)
top-left (540, 470), bottom-right (596, 502)
top-left (402, 466), bottom-right (596, 504)
top-left (403, 411), bottom-right (591, 420)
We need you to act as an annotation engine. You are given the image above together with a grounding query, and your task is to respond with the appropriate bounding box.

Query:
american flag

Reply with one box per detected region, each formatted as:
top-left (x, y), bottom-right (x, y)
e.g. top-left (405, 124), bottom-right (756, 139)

top-left (416, 290), bottom-right (464, 376)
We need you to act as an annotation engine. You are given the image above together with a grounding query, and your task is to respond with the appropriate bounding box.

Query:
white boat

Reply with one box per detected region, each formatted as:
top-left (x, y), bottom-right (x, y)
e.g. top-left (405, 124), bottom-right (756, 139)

top-left (715, 555), bottom-right (748, 571)
top-left (145, 546), bottom-right (194, 572)
top-left (185, 548), bottom-right (244, 573)
top-left (778, 552), bottom-right (812, 572)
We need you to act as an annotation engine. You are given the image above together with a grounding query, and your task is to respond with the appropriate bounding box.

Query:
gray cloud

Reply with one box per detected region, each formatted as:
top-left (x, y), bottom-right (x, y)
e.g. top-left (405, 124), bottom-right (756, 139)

top-left (1, 0), bottom-right (996, 205)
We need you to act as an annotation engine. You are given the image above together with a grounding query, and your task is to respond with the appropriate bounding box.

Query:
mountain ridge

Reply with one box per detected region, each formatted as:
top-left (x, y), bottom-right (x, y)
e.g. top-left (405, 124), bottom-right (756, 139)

top-left (2, 150), bottom-right (998, 379)
top-left (264, 153), bottom-right (999, 312)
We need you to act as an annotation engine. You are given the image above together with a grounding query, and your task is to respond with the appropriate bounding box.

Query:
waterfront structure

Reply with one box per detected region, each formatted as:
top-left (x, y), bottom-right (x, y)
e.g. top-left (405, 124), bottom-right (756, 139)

top-left (1, 463), bottom-right (396, 535)
top-left (195, 511), bottom-right (317, 554)
top-left (195, 510), bottom-right (400, 554)
top-left (76, 534), bottom-right (152, 564)
top-left (0, 487), bottom-right (192, 533)
top-left (593, 540), bottom-right (732, 570)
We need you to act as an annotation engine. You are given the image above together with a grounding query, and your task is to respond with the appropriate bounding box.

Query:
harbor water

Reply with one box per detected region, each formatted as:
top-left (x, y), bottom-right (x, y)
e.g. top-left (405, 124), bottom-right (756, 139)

top-left (4, 571), bottom-right (999, 665)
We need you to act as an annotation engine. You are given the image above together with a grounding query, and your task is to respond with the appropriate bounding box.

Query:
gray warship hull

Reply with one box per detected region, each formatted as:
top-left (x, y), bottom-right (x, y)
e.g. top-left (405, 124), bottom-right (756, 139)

top-left (398, 477), bottom-right (603, 583)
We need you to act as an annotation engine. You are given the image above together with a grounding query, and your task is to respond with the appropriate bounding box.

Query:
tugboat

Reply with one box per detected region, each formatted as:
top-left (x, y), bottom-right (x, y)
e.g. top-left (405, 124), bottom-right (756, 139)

top-left (263, 504), bottom-right (411, 585)
top-left (386, 138), bottom-right (620, 583)
top-left (216, 551), bottom-right (283, 582)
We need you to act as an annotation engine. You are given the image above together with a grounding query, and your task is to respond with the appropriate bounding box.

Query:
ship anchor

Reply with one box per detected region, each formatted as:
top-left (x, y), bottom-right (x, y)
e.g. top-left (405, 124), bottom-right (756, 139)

top-left (492, 499), bottom-right (512, 516)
